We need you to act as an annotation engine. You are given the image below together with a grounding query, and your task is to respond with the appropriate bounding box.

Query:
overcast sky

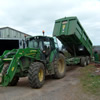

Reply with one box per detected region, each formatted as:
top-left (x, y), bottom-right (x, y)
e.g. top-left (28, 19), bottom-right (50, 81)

top-left (0, 0), bottom-right (100, 45)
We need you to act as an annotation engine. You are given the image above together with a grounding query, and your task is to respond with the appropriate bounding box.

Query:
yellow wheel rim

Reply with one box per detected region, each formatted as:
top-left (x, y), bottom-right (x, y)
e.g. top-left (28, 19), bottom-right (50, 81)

top-left (58, 59), bottom-right (65, 73)
top-left (38, 68), bottom-right (44, 82)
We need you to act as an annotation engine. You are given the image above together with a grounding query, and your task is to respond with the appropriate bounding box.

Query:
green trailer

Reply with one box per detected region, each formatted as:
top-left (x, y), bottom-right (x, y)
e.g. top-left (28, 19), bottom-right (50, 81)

top-left (53, 16), bottom-right (93, 66)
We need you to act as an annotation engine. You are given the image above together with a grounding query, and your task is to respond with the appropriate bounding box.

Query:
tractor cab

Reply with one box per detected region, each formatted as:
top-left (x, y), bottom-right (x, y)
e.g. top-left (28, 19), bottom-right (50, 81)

top-left (27, 36), bottom-right (58, 57)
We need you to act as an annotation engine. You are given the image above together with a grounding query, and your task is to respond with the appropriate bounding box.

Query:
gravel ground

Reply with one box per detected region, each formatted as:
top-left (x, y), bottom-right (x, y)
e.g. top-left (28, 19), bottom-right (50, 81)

top-left (0, 66), bottom-right (99, 100)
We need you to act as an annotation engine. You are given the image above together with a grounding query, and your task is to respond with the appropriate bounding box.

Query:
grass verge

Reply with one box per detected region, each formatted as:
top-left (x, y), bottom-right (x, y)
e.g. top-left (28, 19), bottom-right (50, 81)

top-left (80, 64), bottom-right (100, 95)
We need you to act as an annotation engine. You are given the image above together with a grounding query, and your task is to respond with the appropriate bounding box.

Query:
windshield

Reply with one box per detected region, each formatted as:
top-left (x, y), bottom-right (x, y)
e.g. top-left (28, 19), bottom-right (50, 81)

top-left (28, 39), bottom-right (44, 51)
top-left (28, 39), bottom-right (38, 48)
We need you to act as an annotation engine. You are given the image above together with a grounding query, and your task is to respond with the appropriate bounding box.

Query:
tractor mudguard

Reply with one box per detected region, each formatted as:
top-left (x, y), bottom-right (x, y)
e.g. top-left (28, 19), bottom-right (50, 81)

top-left (46, 49), bottom-right (58, 74)
top-left (49, 49), bottom-right (58, 63)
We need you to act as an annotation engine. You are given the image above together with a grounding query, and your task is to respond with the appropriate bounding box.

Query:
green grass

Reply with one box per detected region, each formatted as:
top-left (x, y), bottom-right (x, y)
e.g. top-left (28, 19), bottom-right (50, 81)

top-left (80, 64), bottom-right (100, 95)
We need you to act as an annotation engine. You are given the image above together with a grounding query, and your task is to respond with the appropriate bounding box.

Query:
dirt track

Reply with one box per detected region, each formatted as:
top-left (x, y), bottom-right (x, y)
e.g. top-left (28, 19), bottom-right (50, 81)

top-left (0, 66), bottom-right (98, 100)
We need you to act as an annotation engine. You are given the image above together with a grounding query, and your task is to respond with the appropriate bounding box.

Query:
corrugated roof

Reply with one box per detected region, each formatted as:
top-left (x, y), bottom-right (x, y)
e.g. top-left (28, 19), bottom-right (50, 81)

top-left (0, 27), bottom-right (31, 36)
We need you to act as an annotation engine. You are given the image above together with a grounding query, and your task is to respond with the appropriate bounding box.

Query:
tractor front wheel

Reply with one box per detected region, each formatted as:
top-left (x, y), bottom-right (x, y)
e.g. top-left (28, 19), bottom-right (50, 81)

top-left (1, 63), bottom-right (9, 75)
top-left (1, 63), bottom-right (19, 86)
top-left (28, 62), bottom-right (45, 88)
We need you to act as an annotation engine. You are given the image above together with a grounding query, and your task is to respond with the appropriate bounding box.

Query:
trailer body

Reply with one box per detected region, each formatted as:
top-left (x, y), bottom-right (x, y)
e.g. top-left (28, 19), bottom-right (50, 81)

top-left (53, 17), bottom-right (93, 65)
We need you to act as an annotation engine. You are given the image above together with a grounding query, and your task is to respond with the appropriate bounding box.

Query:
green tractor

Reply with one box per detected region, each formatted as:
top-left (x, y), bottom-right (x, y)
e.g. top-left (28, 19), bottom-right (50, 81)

top-left (0, 36), bottom-right (66, 88)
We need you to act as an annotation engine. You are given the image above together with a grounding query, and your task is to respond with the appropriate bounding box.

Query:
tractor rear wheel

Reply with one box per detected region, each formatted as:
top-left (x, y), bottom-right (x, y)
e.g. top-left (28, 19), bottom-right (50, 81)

top-left (53, 53), bottom-right (66, 79)
top-left (28, 62), bottom-right (45, 88)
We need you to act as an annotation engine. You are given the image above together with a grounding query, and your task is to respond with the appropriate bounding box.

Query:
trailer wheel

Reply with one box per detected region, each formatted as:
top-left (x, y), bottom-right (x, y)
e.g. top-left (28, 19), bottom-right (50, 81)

top-left (53, 53), bottom-right (66, 79)
top-left (28, 62), bottom-right (45, 88)
top-left (86, 56), bottom-right (90, 65)
top-left (8, 76), bottom-right (19, 86)
top-left (81, 57), bottom-right (87, 67)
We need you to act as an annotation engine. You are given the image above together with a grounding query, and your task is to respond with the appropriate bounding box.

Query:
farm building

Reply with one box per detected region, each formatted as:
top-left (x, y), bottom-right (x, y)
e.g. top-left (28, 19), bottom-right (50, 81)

top-left (0, 27), bottom-right (31, 55)
top-left (0, 27), bottom-right (31, 38)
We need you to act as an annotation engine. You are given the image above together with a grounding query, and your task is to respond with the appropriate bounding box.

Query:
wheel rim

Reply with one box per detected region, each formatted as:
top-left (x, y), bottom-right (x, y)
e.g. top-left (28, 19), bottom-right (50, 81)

top-left (58, 59), bottom-right (65, 73)
top-left (38, 68), bottom-right (44, 82)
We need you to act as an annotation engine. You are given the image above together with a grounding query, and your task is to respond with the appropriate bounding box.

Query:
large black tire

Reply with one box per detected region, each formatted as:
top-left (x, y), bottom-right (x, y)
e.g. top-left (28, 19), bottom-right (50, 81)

top-left (53, 53), bottom-right (66, 79)
top-left (86, 56), bottom-right (90, 65)
top-left (80, 57), bottom-right (87, 67)
top-left (1, 63), bottom-right (19, 86)
top-left (8, 76), bottom-right (19, 86)
top-left (28, 62), bottom-right (45, 88)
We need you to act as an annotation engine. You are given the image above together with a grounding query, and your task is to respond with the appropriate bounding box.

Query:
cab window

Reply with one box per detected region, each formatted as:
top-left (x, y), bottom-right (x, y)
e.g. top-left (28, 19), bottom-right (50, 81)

top-left (28, 39), bottom-right (38, 48)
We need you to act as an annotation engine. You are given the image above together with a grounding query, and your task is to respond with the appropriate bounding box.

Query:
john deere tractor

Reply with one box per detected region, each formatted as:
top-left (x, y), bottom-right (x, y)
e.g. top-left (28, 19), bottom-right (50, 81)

top-left (0, 36), bottom-right (66, 88)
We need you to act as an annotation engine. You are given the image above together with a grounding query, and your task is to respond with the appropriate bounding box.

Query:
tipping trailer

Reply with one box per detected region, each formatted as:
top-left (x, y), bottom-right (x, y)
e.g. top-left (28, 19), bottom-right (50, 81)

top-left (53, 16), bottom-right (93, 66)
